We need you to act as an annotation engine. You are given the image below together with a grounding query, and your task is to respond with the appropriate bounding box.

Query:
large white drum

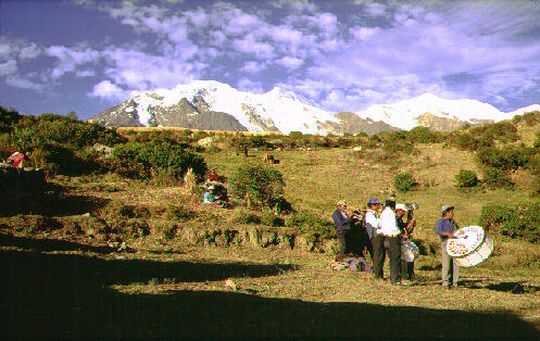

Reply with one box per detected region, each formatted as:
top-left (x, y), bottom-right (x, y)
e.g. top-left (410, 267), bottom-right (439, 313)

top-left (401, 240), bottom-right (419, 262)
top-left (446, 225), bottom-right (493, 267)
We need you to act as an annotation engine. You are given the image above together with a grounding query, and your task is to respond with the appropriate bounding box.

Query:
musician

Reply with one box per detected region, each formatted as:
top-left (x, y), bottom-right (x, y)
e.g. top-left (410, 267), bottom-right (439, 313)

top-left (363, 198), bottom-right (382, 260)
top-left (399, 203), bottom-right (417, 284)
top-left (332, 200), bottom-right (352, 261)
top-left (373, 198), bottom-right (402, 285)
top-left (436, 205), bottom-right (460, 288)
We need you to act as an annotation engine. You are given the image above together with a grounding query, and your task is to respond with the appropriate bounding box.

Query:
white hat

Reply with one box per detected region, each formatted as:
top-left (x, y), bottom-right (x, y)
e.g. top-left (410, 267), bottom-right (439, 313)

top-left (208, 186), bottom-right (215, 190)
top-left (336, 200), bottom-right (347, 207)
top-left (395, 203), bottom-right (408, 212)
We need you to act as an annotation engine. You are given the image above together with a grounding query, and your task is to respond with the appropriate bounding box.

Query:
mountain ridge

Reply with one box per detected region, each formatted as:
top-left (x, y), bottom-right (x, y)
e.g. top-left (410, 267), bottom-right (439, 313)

top-left (89, 80), bottom-right (540, 134)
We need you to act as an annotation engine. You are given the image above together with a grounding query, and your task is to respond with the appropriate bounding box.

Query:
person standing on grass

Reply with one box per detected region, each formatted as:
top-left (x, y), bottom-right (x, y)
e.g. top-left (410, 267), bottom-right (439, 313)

top-left (400, 203), bottom-right (418, 284)
top-left (436, 205), bottom-right (460, 288)
top-left (363, 198), bottom-right (382, 260)
top-left (332, 200), bottom-right (352, 261)
top-left (373, 198), bottom-right (402, 285)
top-left (395, 204), bottom-right (412, 284)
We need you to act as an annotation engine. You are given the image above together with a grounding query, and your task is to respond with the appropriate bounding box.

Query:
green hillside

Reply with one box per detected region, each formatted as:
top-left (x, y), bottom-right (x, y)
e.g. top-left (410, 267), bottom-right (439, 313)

top-left (1, 106), bottom-right (539, 337)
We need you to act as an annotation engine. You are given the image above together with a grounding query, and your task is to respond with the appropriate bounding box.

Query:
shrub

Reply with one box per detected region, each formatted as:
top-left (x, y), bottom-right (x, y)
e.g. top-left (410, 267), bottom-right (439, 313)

top-left (393, 172), bottom-right (417, 192)
top-left (0, 106), bottom-right (22, 133)
top-left (260, 210), bottom-right (285, 227)
top-left (9, 114), bottom-right (124, 150)
top-left (380, 132), bottom-right (415, 155)
top-left (111, 140), bottom-right (207, 181)
top-left (284, 210), bottom-right (334, 240)
top-left (406, 126), bottom-right (442, 144)
top-left (229, 164), bottom-right (285, 209)
top-left (475, 145), bottom-right (532, 171)
top-left (479, 202), bottom-right (540, 243)
top-left (449, 131), bottom-right (479, 151)
top-left (232, 208), bottom-right (261, 225)
top-left (455, 169), bottom-right (479, 188)
top-left (165, 203), bottom-right (196, 221)
top-left (482, 167), bottom-right (514, 190)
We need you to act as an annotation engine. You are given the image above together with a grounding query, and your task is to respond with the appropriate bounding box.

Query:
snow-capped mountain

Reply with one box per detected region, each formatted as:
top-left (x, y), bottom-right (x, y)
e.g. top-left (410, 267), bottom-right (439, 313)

top-left (93, 80), bottom-right (340, 134)
top-left (90, 80), bottom-right (540, 134)
top-left (355, 93), bottom-right (540, 131)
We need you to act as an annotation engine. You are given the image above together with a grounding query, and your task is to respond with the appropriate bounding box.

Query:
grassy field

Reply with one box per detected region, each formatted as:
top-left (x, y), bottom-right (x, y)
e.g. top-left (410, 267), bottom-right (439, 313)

top-left (1, 144), bottom-right (539, 338)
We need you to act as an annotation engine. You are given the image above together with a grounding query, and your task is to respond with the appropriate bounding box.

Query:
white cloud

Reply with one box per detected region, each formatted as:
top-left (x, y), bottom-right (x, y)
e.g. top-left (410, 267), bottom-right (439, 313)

top-left (76, 70), bottom-right (96, 78)
top-left (237, 77), bottom-right (263, 93)
top-left (89, 80), bottom-right (128, 101)
top-left (5, 75), bottom-right (44, 91)
top-left (241, 61), bottom-right (266, 74)
top-left (275, 56), bottom-right (304, 70)
top-left (46, 45), bottom-right (101, 79)
top-left (0, 60), bottom-right (18, 77)
top-left (19, 44), bottom-right (41, 59)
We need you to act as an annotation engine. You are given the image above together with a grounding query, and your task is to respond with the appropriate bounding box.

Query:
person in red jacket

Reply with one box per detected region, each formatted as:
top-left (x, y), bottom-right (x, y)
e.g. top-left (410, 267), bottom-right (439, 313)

top-left (7, 151), bottom-right (29, 169)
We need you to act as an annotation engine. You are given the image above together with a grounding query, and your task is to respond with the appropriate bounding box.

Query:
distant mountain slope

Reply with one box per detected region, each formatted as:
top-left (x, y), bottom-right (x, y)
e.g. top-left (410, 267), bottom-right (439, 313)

top-left (355, 93), bottom-right (540, 131)
top-left (89, 80), bottom-right (540, 134)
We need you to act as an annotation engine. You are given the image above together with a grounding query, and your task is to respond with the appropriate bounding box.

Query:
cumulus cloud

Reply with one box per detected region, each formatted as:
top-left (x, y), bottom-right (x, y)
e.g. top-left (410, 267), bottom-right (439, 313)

top-left (237, 77), bottom-right (263, 93)
top-left (241, 61), bottom-right (267, 74)
top-left (89, 80), bottom-right (129, 101)
top-left (2, 0), bottom-right (540, 113)
top-left (46, 45), bottom-right (101, 79)
top-left (0, 60), bottom-right (18, 77)
top-left (275, 56), bottom-right (304, 70)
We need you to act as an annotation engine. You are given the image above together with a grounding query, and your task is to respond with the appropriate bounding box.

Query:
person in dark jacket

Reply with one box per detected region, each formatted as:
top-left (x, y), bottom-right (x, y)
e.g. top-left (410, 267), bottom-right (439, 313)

top-left (332, 200), bottom-right (352, 261)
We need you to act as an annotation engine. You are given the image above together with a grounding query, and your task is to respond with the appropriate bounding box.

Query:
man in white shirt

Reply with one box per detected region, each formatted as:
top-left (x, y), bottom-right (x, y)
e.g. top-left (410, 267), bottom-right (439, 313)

top-left (363, 198), bottom-right (381, 261)
top-left (372, 198), bottom-right (402, 285)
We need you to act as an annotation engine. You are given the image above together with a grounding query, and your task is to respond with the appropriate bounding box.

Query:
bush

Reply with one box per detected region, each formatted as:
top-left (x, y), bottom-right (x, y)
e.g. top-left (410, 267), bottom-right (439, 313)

top-left (0, 106), bottom-right (22, 133)
top-left (232, 208), bottom-right (261, 225)
top-left (455, 169), bottom-right (479, 188)
top-left (482, 168), bottom-right (514, 190)
top-left (393, 172), bottom-right (417, 192)
top-left (284, 210), bottom-right (334, 240)
top-left (476, 145), bottom-right (533, 171)
top-left (9, 114), bottom-right (124, 150)
top-left (229, 164), bottom-right (285, 209)
top-left (111, 140), bottom-right (207, 181)
top-left (165, 203), bottom-right (196, 221)
top-left (406, 127), bottom-right (442, 144)
top-left (479, 202), bottom-right (540, 243)
top-left (260, 210), bottom-right (285, 227)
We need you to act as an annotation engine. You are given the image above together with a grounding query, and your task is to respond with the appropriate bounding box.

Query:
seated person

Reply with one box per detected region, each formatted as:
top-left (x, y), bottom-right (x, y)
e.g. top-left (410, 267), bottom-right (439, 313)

top-left (7, 151), bottom-right (29, 169)
top-left (203, 186), bottom-right (223, 207)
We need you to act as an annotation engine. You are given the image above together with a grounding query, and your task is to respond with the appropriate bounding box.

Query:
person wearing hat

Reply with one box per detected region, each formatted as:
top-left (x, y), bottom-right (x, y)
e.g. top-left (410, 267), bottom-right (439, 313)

top-left (203, 185), bottom-right (221, 206)
top-left (395, 204), bottom-right (415, 284)
top-left (332, 200), bottom-right (352, 260)
top-left (436, 205), bottom-right (460, 288)
top-left (362, 198), bottom-right (382, 260)
top-left (372, 198), bottom-right (402, 285)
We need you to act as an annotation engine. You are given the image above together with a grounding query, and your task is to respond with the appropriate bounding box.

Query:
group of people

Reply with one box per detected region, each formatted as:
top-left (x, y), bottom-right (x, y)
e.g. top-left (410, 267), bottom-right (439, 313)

top-left (332, 197), bottom-right (460, 287)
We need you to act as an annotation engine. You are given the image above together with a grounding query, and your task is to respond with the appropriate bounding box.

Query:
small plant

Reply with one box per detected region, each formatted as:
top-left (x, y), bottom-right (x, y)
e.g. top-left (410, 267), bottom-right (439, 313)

top-left (482, 167), bottom-right (514, 190)
top-left (393, 172), bottom-right (418, 192)
top-left (232, 208), bottom-right (261, 225)
top-left (166, 203), bottom-right (196, 221)
top-left (455, 169), bottom-right (479, 188)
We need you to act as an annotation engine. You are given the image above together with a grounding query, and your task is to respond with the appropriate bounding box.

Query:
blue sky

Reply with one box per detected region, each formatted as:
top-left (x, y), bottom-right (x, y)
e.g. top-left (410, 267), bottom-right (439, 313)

top-left (1, 0), bottom-right (539, 119)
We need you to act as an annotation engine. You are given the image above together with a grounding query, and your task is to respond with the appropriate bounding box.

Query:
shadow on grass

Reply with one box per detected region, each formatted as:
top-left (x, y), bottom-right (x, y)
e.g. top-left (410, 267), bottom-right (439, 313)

top-left (466, 280), bottom-right (540, 295)
top-left (0, 193), bottom-right (110, 217)
top-left (0, 234), bottom-right (113, 254)
top-left (0, 235), bottom-right (538, 339)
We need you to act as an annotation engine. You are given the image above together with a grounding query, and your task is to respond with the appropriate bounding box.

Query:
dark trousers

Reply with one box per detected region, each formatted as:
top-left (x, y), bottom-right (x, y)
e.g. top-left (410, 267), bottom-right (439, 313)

top-left (336, 229), bottom-right (350, 257)
top-left (373, 235), bottom-right (401, 284)
top-left (401, 261), bottom-right (415, 281)
top-left (359, 229), bottom-right (374, 260)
